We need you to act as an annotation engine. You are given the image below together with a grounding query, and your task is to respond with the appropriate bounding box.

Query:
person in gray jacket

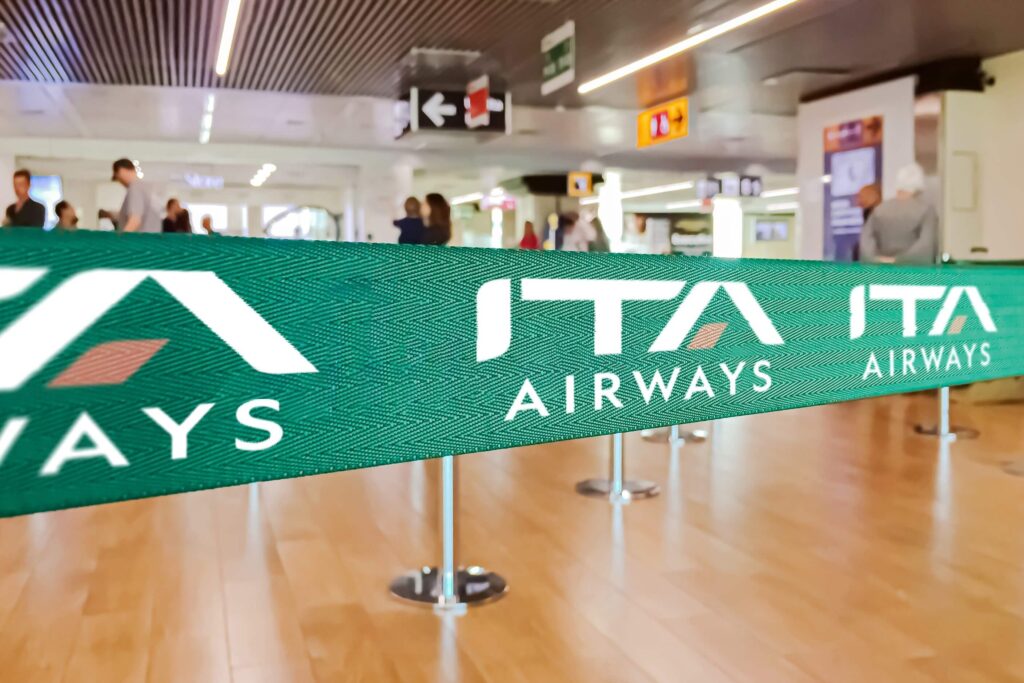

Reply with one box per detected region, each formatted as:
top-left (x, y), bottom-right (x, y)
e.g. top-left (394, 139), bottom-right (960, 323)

top-left (858, 162), bottom-right (938, 264)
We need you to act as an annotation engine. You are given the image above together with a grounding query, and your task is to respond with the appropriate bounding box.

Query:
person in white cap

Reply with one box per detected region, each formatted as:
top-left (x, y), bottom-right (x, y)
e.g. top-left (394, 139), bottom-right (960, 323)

top-left (858, 162), bottom-right (938, 264)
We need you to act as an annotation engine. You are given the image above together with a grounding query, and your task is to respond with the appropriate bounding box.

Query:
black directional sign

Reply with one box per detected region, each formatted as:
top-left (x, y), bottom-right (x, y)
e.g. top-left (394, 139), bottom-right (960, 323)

top-left (396, 87), bottom-right (509, 138)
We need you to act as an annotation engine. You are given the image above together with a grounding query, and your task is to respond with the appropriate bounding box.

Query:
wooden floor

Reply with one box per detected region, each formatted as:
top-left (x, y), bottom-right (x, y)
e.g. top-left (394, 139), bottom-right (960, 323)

top-left (1, 393), bottom-right (1024, 682)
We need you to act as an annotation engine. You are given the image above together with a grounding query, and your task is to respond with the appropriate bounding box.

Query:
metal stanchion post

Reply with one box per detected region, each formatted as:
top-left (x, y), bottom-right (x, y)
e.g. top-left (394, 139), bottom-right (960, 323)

top-left (642, 424), bottom-right (708, 444)
top-left (576, 433), bottom-right (659, 503)
top-left (913, 386), bottom-right (979, 440)
top-left (389, 455), bottom-right (508, 612)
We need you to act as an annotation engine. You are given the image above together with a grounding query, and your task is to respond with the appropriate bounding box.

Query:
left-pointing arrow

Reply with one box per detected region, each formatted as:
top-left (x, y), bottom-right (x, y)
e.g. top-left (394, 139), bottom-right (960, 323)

top-left (422, 92), bottom-right (457, 127)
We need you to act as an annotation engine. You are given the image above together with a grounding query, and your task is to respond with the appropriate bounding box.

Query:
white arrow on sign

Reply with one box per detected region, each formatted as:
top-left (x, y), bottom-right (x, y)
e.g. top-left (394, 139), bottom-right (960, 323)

top-left (422, 92), bottom-right (457, 127)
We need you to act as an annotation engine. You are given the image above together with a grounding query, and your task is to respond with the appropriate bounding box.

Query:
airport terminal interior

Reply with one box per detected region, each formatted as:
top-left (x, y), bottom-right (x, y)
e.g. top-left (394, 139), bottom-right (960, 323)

top-left (2, 0), bottom-right (1024, 681)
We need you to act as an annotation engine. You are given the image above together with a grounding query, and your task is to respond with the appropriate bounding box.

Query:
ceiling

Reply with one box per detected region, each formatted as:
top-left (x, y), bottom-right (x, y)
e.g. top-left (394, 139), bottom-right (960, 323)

top-left (3, 0), bottom-right (1024, 114)
top-left (0, 81), bottom-right (799, 174)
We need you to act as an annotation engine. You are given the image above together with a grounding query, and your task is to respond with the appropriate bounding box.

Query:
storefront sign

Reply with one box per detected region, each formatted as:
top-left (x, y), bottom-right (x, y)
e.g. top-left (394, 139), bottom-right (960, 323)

top-left (637, 97), bottom-right (689, 149)
top-left (0, 230), bottom-right (1021, 516)
top-left (824, 116), bottom-right (884, 261)
top-left (541, 21), bottom-right (575, 96)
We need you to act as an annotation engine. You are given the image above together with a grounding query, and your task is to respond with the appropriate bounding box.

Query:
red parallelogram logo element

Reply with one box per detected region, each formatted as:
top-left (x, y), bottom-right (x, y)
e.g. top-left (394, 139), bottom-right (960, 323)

top-left (0, 268), bottom-right (317, 391)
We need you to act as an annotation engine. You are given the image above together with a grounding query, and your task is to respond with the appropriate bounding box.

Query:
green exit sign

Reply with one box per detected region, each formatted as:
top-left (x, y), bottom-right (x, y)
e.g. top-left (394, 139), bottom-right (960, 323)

top-left (541, 20), bottom-right (575, 96)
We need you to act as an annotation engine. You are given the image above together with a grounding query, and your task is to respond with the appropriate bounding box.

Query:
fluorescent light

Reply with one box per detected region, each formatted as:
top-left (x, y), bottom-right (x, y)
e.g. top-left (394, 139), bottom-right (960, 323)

top-left (821, 174), bottom-right (832, 183)
top-left (200, 95), bottom-right (215, 144)
top-left (766, 201), bottom-right (799, 212)
top-left (582, 180), bottom-right (694, 205)
top-left (250, 161), bottom-right (275, 187)
top-left (666, 200), bottom-right (703, 210)
top-left (760, 186), bottom-right (798, 198)
top-left (620, 181), bottom-right (694, 200)
top-left (451, 192), bottom-right (484, 205)
top-left (578, 0), bottom-right (804, 94)
top-left (215, 0), bottom-right (244, 76)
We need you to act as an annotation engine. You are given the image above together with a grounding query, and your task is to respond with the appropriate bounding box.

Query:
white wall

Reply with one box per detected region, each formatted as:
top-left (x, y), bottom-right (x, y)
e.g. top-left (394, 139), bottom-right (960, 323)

top-left (939, 50), bottom-right (1024, 260)
top-left (796, 77), bottom-right (916, 260)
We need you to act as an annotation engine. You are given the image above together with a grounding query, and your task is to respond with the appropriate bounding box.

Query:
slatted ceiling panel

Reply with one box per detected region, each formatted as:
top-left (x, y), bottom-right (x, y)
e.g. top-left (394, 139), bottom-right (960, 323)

top-left (0, 0), bottom-right (626, 95)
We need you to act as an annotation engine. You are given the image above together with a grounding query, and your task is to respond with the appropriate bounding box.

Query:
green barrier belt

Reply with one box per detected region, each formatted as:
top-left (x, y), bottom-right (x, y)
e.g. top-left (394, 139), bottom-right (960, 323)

top-left (0, 229), bottom-right (1021, 517)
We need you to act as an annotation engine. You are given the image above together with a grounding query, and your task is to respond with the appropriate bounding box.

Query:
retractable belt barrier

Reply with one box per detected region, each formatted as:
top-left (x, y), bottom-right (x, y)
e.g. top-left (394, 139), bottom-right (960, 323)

top-left (0, 229), bottom-right (1020, 517)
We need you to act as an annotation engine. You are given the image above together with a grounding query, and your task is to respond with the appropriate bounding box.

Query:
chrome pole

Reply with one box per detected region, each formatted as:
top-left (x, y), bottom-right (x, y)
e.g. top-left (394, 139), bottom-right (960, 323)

top-left (939, 385), bottom-right (951, 440)
top-left (912, 386), bottom-right (978, 440)
top-left (438, 455), bottom-right (458, 607)
top-left (388, 456), bottom-right (508, 611)
top-left (576, 433), bottom-right (659, 503)
top-left (609, 432), bottom-right (624, 499)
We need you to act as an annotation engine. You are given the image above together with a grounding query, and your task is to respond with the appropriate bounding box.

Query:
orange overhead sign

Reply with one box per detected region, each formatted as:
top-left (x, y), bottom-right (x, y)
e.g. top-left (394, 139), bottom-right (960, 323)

top-left (567, 171), bottom-right (593, 197)
top-left (637, 97), bottom-right (689, 149)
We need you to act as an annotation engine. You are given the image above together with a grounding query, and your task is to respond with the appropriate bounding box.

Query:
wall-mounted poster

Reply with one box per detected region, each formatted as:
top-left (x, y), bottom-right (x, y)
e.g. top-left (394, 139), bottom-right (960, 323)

top-left (823, 116), bottom-right (883, 261)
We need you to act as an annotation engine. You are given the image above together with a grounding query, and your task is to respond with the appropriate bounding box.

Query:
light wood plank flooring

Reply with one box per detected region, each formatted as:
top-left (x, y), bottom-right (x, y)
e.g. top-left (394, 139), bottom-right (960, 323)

top-left (1, 393), bottom-right (1023, 682)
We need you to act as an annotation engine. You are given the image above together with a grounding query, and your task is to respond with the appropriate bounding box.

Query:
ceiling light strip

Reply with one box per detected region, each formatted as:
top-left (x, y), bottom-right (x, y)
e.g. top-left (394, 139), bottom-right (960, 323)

top-left (578, 0), bottom-right (804, 94)
top-left (451, 192), bottom-right (484, 206)
top-left (760, 186), bottom-right (798, 198)
top-left (215, 0), bottom-right (244, 76)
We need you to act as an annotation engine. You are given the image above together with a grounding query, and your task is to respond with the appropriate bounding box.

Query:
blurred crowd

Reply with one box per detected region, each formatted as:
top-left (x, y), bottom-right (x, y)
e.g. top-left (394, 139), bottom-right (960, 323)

top-left (3, 159), bottom-right (218, 236)
top-left (6, 160), bottom-right (608, 253)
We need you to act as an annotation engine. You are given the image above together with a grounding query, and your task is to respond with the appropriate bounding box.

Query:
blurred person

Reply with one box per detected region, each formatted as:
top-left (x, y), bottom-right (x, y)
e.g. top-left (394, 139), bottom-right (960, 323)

top-left (99, 158), bottom-right (161, 233)
top-left (587, 212), bottom-right (610, 253)
top-left (201, 214), bottom-right (216, 235)
top-left (851, 184), bottom-right (881, 261)
top-left (859, 163), bottom-right (937, 264)
top-left (3, 169), bottom-right (45, 228)
top-left (561, 211), bottom-right (594, 252)
top-left (54, 200), bottom-right (78, 231)
top-left (421, 193), bottom-right (451, 245)
top-left (519, 220), bottom-right (539, 249)
top-left (162, 198), bottom-right (193, 233)
top-left (394, 196), bottom-right (425, 244)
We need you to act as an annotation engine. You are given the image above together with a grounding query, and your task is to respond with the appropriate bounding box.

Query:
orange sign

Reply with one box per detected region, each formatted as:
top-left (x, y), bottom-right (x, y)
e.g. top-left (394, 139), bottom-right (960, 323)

top-left (637, 97), bottom-right (689, 149)
top-left (567, 171), bottom-right (593, 197)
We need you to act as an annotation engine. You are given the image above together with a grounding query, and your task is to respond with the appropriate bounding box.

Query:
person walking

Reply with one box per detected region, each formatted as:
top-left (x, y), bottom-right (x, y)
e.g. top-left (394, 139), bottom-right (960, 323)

top-left (859, 163), bottom-right (938, 264)
top-left (163, 198), bottom-right (193, 233)
top-left (99, 158), bottom-right (161, 233)
top-left (54, 200), bottom-right (78, 231)
top-left (394, 196), bottom-right (425, 244)
top-left (519, 220), bottom-right (539, 249)
top-left (421, 193), bottom-right (452, 246)
top-left (200, 215), bottom-right (217, 235)
top-left (3, 169), bottom-right (46, 228)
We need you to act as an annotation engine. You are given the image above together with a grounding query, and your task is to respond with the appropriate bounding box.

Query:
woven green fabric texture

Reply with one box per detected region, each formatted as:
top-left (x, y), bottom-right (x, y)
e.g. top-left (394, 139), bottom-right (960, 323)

top-left (0, 230), bottom-right (1019, 517)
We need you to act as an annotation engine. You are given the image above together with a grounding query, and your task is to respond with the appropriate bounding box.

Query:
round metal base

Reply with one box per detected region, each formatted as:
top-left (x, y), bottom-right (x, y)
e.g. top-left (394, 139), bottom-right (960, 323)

top-left (641, 427), bottom-right (708, 443)
top-left (913, 424), bottom-right (980, 440)
top-left (575, 478), bottom-right (660, 503)
top-left (389, 566), bottom-right (508, 612)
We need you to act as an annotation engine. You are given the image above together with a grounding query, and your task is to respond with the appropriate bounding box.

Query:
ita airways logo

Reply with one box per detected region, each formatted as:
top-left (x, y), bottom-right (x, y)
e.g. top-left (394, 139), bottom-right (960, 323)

top-left (476, 278), bottom-right (783, 362)
top-left (849, 284), bottom-right (997, 340)
top-left (0, 267), bottom-right (317, 391)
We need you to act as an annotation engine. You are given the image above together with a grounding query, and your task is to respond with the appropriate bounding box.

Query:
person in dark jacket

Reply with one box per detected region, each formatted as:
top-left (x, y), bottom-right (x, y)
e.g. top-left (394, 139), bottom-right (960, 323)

top-left (394, 196), bottom-right (425, 244)
top-left (3, 169), bottom-right (46, 228)
top-left (162, 198), bottom-right (193, 233)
